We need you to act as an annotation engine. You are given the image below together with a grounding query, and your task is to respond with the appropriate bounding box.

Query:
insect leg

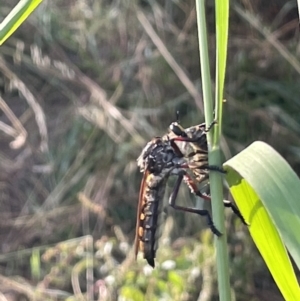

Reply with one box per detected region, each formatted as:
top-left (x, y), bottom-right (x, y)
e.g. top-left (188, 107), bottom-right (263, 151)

top-left (168, 172), bottom-right (222, 237)
top-left (183, 173), bottom-right (248, 226)
top-left (188, 120), bottom-right (217, 132)
top-left (204, 120), bottom-right (217, 132)
top-left (171, 134), bottom-right (206, 143)
top-left (198, 164), bottom-right (226, 174)
top-left (223, 199), bottom-right (248, 225)
top-left (182, 172), bottom-right (211, 201)
top-left (186, 161), bottom-right (226, 178)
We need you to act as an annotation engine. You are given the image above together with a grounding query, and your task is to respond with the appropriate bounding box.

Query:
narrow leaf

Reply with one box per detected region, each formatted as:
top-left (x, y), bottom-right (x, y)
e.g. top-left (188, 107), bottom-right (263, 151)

top-left (215, 0), bottom-right (229, 131)
top-left (0, 0), bottom-right (43, 45)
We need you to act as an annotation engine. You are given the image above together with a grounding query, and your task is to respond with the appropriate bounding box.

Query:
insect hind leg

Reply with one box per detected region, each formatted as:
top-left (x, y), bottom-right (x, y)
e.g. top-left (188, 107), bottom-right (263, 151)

top-left (223, 200), bottom-right (248, 225)
top-left (168, 173), bottom-right (222, 237)
top-left (183, 172), bottom-right (247, 227)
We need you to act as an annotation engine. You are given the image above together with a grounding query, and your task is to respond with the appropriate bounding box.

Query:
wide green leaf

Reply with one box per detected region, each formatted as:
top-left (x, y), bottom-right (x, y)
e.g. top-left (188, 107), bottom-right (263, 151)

top-left (224, 141), bottom-right (300, 301)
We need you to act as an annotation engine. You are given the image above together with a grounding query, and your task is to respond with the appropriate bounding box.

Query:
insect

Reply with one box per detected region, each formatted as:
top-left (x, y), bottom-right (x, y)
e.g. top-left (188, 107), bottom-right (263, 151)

top-left (135, 136), bottom-right (223, 267)
top-left (167, 119), bottom-right (247, 225)
top-left (135, 137), bottom-right (187, 267)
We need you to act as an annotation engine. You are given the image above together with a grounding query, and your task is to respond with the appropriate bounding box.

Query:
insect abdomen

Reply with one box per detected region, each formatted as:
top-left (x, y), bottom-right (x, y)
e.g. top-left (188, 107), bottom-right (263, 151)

top-left (139, 176), bottom-right (167, 267)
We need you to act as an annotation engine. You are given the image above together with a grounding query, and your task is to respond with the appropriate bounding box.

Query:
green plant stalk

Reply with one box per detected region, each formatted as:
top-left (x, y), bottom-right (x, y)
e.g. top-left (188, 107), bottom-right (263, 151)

top-left (195, 1), bottom-right (231, 301)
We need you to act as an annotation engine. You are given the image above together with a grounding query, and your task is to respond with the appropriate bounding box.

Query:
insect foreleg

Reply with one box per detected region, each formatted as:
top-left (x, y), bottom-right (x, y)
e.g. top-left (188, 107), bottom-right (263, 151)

top-left (204, 120), bottom-right (217, 132)
top-left (170, 134), bottom-right (206, 144)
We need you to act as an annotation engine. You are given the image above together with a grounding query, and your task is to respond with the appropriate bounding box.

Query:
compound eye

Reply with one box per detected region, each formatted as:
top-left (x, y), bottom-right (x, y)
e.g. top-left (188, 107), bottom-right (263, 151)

top-left (170, 122), bottom-right (187, 137)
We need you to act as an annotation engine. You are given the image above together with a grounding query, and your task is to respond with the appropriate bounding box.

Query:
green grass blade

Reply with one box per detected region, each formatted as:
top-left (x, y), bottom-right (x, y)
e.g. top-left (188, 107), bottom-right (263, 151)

top-left (215, 0), bottom-right (228, 137)
top-left (0, 0), bottom-right (43, 45)
top-left (195, 0), bottom-right (214, 123)
top-left (224, 141), bottom-right (300, 301)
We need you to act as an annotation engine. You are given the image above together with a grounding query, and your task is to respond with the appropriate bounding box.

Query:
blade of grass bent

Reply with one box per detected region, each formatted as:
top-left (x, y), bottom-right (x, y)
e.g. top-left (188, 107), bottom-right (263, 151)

top-left (224, 141), bottom-right (300, 301)
top-left (0, 0), bottom-right (43, 45)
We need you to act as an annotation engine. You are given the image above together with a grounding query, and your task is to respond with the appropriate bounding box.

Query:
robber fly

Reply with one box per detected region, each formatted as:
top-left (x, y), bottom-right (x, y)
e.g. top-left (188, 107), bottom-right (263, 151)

top-left (167, 119), bottom-right (247, 225)
top-left (135, 136), bottom-right (222, 267)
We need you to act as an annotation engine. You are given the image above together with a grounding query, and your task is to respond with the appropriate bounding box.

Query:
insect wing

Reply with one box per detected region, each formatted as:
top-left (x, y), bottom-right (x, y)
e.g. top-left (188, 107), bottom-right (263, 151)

top-left (134, 169), bottom-right (149, 258)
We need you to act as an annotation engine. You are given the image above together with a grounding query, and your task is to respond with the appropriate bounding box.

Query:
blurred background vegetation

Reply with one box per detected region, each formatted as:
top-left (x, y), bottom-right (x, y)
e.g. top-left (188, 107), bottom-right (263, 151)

top-left (0, 0), bottom-right (299, 300)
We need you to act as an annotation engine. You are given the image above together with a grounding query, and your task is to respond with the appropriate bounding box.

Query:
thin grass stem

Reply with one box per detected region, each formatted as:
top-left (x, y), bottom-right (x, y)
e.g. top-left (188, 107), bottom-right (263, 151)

top-left (195, 0), bottom-right (231, 300)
